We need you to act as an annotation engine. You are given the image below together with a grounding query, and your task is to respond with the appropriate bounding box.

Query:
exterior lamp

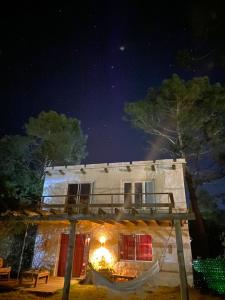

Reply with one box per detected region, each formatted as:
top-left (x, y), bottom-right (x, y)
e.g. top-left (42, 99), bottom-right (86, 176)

top-left (99, 235), bottom-right (106, 246)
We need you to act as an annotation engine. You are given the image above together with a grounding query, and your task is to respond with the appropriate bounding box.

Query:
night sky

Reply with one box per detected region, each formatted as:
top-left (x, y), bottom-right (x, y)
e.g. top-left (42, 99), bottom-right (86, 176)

top-left (1, 1), bottom-right (225, 164)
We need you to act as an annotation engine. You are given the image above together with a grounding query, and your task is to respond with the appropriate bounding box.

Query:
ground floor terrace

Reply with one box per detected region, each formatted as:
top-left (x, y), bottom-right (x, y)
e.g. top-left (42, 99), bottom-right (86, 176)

top-left (32, 220), bottom-right (193, 287)
top-left (0, 193), bottom-right (195, 300)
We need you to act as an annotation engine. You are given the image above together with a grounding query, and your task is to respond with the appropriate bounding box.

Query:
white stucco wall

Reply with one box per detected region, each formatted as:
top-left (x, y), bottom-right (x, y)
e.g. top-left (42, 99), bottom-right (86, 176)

top-left (42, 159), bottom-right (187, 212)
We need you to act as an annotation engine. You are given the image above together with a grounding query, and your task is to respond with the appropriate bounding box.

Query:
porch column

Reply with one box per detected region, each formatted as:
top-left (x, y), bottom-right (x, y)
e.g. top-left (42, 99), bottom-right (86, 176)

top-left (62, 220), bottom-right (77, 300)
top-left (174, 219), bottom-right (189, 300)
top-left (17, 223), bottom-right (29, 280)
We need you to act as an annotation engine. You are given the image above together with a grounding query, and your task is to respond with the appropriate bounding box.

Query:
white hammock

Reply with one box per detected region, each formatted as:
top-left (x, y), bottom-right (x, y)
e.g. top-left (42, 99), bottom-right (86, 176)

top-left (90, 260), bottom-right (160, 292)
top-left (90, 225), bottom-right (173, 292)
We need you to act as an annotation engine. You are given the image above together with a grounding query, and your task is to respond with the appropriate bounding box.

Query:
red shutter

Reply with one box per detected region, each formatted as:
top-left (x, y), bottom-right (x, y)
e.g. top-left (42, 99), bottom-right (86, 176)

top-left (72, 234), bottom-right (85, 277)
top-left (120, 235), bottom-right (135, 260)
top-left (136, 235), bottom-right (152, 261)
top-left (58, 234), bottom-right (69, 276)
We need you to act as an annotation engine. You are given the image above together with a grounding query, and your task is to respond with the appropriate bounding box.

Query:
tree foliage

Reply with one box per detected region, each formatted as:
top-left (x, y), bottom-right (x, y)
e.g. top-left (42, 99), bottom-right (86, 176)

top-left (125, 74), bottom-right (225, 164)
top-left (197, 190), bottom-right (225, 225)
top-left (0, 135), bottom-right (41, 211)
top-left (124, 74), bottom-right (225, 256)
top-left (0, 111), bottom-right (87, 212)
top-left (25, 111), bottom-right (87, 169)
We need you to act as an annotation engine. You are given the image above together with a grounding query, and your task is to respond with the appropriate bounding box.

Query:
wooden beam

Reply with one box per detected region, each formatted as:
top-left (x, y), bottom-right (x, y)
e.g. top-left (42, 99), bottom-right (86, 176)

top-left (35, 209), bottom-right (51, 216)
top-left (62, 221), bottom-right (77, 300)
top-left (129, 220), bottom-right (139, 226)
top-left (49, 209), bottom-right (59, 214)
top-left (115, 208), bottom-right (121, 215)
top-left (23, 210), bottom-right (39, 216)
top-left (119, 220), bottom-right (130, 226)
top-left (0, 212), bottom-right (195, 222)
top-left (104, 220), bottom-right (116, 225)
top-left (142, 220), bottom-right (150, 226)
top-left (181, 220), bottom-right (187, 226)
top-left (98, 208), bottom-right (106, 215)
top-left (174, 220), bottom-right (189, 300)
top-left (131, 208), bottom-right (139, 215)
top-left (91, 220), bottom-right (105, 225)
top-left (42, 202), bottom-right (173, 209)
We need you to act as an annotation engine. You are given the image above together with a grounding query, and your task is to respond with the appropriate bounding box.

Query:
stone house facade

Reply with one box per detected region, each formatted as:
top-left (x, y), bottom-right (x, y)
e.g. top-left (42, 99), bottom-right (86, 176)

top-left (32, 159), bottom-right (193, 286)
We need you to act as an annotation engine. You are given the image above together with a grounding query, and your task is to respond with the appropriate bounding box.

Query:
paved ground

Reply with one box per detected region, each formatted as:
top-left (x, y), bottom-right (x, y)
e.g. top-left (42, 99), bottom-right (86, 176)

top-left (0, 277), bottom-right (77, 295)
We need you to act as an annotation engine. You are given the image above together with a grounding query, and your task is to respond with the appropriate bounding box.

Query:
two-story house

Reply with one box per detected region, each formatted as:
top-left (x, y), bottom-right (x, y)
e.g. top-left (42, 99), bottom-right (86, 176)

top-left (32, 159), bottom-right (193, 286)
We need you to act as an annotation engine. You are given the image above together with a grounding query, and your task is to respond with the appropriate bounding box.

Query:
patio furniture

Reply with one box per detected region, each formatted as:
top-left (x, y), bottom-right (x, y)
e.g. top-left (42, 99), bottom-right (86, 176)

top-left (110, 274), bottom-right (136, 281)
top-left (0, 257), bottom-right (11, 280)
top-left (20, 269), bottom-right (50, 287)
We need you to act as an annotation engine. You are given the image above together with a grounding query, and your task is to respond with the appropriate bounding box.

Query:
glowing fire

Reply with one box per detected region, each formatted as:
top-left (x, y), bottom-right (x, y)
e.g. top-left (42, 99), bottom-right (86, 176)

top-left (90, 246), bottom-right (113, 270)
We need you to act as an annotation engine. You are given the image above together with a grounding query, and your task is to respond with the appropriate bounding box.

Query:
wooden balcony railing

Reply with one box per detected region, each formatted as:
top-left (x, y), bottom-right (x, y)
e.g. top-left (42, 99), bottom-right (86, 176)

top-left (40, 192), bottom-right (176, 215)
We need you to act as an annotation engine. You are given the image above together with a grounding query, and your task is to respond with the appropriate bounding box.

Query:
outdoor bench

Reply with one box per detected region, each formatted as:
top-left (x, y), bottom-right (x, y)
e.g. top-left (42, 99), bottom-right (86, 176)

top-left (0, 267), bottom-right (11, 280)
top-left (20, 270), bottom-right (50, 287)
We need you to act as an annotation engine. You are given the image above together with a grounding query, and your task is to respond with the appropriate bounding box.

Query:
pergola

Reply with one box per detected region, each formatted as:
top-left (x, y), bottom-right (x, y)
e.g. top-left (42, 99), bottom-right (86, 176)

top-left (0, 193), bottom-right (195, 300)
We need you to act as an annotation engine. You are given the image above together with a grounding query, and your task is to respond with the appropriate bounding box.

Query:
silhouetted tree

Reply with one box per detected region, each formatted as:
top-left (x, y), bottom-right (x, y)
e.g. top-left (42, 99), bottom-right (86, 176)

top-left (124, 74), bottom-right (225, 257)
top-left (0, 111), bottom-right (87, 211)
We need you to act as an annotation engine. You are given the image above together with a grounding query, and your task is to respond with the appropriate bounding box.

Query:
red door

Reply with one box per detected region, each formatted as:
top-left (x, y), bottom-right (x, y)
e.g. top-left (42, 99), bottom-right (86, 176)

top-left (58, 234), bottom-right (87, 277)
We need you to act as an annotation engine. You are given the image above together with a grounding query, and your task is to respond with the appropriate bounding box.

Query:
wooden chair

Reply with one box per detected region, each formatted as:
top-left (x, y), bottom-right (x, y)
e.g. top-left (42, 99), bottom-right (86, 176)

top-left (20, 269), bottom-right (50, 287)
top-left (0, 257), bottom-right (11, 280)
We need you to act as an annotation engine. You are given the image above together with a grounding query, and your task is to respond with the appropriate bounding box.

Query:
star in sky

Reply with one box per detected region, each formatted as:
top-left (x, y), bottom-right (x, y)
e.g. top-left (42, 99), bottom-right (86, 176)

top-left (119, 45), bottom-right (126, 51)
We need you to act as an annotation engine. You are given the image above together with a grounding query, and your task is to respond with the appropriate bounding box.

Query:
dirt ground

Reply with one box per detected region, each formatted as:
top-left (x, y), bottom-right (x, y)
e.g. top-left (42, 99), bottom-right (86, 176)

top-left (0, 285), bottom-right (224, 300)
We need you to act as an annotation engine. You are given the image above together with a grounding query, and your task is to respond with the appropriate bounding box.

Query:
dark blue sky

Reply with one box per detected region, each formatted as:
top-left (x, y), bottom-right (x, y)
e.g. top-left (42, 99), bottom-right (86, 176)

top-left (1, 1), bottom-right (224, 163)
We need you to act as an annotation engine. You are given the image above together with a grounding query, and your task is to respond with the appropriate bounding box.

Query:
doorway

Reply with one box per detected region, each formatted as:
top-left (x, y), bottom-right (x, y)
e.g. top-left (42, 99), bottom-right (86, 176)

top-left (67, 183), bottom-right (92, 213)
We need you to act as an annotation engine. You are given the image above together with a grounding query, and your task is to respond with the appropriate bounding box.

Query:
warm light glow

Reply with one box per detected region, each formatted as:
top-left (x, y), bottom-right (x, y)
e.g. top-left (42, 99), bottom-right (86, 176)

top-left (99, 235), bottom-right (106, 244)
top-left (94, 247), bottom-right (111, 263)
top-left (90, 246), bottom-right (113, 270)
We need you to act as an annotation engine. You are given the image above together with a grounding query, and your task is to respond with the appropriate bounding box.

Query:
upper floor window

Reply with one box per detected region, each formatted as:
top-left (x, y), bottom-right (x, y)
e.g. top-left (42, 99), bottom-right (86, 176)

top-left (123, 181), bottom-right (155, 205)
top-left (67, 183), bottom-right (92, 213)
top-left (67, 183), bottom-right (91, 205)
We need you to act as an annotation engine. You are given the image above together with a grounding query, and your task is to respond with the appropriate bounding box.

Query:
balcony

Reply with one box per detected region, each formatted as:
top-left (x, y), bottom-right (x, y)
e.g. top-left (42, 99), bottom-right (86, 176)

top-left (40, 192), bottom-right (178, 215)
top-left (0, 192), bottom-right (194, 223)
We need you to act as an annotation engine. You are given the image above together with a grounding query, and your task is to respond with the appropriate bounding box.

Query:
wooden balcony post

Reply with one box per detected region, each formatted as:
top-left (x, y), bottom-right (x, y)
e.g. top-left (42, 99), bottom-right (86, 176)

top-left (62, 220), bottom-right (77, 300)
top-left (174, 220), bottom-right (189, 300)
top-left (111, 195), bottom-right (113, 214)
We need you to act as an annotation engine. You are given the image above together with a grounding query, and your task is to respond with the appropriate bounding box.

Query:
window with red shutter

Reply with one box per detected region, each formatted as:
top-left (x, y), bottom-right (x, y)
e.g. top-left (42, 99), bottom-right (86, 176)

top-left (119, 234), bottom-right (152, 261)
top-left (136, 235), bottom-right (152, 261)
top-left (119, 235), bottom-right (135, 260)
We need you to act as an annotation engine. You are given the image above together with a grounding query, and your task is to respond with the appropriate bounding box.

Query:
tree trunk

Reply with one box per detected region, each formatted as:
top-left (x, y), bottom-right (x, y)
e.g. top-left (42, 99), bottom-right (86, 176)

top-left (174, 220), bottom-right (189, 300)
top-left (185, 167), bottom-right (209, 258)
